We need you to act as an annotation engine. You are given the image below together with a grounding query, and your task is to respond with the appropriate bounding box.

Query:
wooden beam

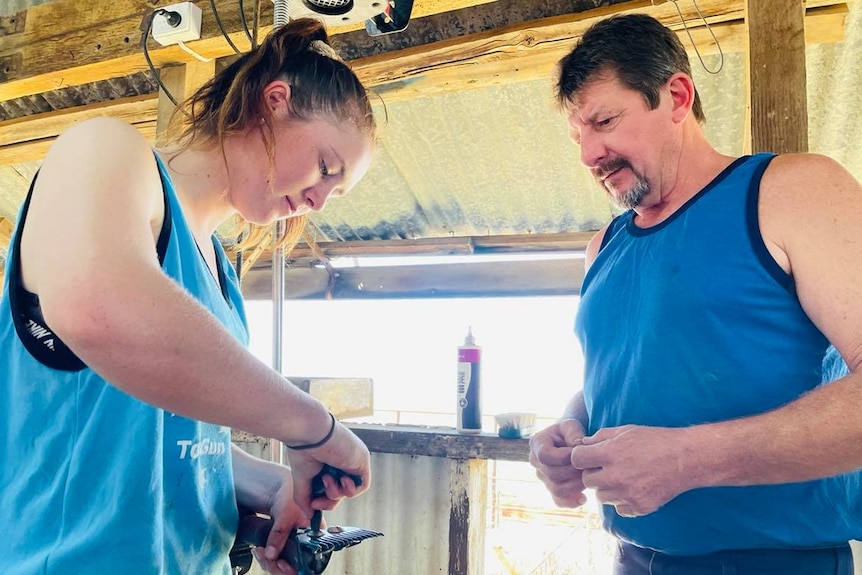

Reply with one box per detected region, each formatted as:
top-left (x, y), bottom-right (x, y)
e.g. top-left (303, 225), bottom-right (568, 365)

top-left (0, 0), bottom-right (501, 101)
top-left (0, 123), bottom-right (156, 165)
top-left (155, 60), bottom-right (216, 144)
top-left (240, 256), bottom-right (586, 300)
top-left (0, 165), bottom-right (31, 226)
top-left (744, 0), bottom-right (808, 153)
top-left (670, 3), bottom-right (846, 57)
top-left (241, 232), bottom-right (593, 267)
top-left (0, 2), bottom-right (845, 163)
top-left (0, 0), bottom-right (847, 105)
top-left (345, 0), bottom-right (844, 102)
top-left (0, 93), bottom-right (156, 147)
top-left (0, 216), bottom-right (13, 248)
top-left (0, 0), bottom-right (269, 102)
top-left (0, 93), bottom-right (158, 166)
top-left (348, 424), bottom-right (530, 461)
top-left (331, 0), bottom-right (633, 61)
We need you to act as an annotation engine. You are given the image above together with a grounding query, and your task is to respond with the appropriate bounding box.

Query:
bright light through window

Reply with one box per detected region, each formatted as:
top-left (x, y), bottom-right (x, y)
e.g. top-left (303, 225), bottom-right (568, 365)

top-left (245, 295), bottom-right (583, 427)
top-left (243, 294), bottom-right (615, 574)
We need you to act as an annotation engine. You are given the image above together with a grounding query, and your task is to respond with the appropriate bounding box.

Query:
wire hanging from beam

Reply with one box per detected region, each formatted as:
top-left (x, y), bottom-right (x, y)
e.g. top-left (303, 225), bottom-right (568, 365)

top-left (656, 0), bottom-right (725, 75)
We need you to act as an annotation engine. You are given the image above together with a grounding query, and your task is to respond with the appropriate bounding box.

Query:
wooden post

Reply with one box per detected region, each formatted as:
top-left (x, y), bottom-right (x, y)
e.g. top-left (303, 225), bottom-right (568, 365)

top-left (155, 60), bottom-right (215, 144)
top-left (743, 0), bottom-right (808, 154)
top-left (449, 458), bottom-right (488, 575)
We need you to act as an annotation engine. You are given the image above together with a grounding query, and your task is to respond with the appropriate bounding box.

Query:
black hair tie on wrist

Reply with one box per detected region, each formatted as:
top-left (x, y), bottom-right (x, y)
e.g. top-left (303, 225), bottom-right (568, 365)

top-left (287, 412), bottom-right (336, 450)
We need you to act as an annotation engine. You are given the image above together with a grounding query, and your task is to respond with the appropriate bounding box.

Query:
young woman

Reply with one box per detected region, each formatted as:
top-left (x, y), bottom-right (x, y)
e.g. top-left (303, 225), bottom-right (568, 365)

top-left (0, 18), bottom-right (375, 575)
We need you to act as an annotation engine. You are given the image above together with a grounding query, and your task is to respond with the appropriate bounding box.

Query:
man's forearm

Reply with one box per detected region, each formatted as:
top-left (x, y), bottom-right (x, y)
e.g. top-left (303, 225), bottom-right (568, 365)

top-left (684, 371), bottom-right (862, 488)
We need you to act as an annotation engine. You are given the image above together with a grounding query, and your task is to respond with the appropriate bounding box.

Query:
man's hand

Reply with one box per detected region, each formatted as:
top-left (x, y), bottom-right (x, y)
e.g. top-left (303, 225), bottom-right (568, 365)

top-left (529, 419), bottom-right (589, 508)
top-left (571, 425), bottom-right (695, 517)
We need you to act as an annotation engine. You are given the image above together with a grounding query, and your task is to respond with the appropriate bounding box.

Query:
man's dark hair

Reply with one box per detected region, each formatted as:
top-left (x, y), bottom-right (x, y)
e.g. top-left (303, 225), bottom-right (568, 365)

top-left (556, 14), bottom-right (705, 123)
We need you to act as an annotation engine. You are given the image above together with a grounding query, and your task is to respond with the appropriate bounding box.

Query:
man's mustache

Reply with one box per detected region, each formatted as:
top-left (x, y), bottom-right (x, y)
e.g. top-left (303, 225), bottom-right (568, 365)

top-left (594, 158), bottom-right (632, 180)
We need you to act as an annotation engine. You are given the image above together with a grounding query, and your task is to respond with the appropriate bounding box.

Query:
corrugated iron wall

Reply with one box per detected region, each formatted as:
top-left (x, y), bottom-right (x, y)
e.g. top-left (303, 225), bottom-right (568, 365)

top-left (232, 450), bottom-right (454, 575)
top-left (322, 452), bottom-right (452, 575)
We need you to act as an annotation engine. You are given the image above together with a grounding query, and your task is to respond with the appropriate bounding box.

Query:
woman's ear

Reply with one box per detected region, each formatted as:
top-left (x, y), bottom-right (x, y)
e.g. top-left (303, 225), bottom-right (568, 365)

top-left (262, 80), bottom-right (292, 120)
top-left (666, 72), bottom-right (696, 123)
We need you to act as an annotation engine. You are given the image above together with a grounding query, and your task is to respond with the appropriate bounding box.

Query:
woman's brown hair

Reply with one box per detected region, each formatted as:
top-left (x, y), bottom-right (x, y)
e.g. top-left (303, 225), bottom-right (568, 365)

top-left (167, 17), bottom-right (376, 274)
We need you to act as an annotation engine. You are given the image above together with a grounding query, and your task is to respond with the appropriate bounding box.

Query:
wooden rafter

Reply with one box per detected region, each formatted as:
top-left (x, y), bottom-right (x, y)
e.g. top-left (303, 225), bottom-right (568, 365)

top-left (0, 93), bottom-right (157, 165)
top-left (347, 0), bottom-right (846, 102)
top-left (248, 231), bottom-right (594, 266)
top-left (0, 1), bottom-right (847, 166)
top-left (240, 254), bottom-right (588, 299)
top-left (0, 0), bottom-right (848, 105)
top-left (0, 0), bottom-right (525, 102)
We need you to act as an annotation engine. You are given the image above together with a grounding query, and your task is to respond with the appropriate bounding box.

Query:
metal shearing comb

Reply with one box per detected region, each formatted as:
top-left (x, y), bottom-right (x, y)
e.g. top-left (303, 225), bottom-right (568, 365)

top-left (230, 465), bottom-right (383, 575)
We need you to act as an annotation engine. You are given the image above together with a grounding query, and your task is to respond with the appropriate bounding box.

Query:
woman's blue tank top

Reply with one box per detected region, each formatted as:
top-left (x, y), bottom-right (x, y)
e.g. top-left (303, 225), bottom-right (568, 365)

top-left (0, 153), bottom-right (248, 573)
top-left (575, 153), bottom-right (862, 554)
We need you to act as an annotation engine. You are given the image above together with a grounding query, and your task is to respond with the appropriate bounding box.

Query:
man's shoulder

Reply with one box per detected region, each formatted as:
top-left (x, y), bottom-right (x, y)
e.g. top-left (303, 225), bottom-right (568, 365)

top-left (760, 152), bottom-right (843, 185)
top-left (757, 152), bottom-right (862, 249)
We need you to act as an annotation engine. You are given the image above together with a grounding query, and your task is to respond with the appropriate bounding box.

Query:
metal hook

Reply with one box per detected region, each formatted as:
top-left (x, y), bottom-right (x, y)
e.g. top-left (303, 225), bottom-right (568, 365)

top-left (656, 0), bottom-right (725, 75)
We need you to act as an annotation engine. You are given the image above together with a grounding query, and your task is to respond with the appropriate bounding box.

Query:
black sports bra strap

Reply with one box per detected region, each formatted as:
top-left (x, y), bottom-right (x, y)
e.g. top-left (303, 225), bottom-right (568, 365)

top-left (9, 158), bottom-right (173, 371)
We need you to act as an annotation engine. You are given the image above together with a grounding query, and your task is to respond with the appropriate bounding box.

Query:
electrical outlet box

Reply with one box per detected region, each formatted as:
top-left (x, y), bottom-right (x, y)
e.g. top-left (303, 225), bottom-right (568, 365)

top-left (152, 2), bottom-right (203, 46)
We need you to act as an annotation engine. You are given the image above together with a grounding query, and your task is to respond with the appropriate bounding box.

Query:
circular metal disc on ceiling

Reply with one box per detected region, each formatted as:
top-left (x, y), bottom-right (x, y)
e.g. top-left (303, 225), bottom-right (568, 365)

top-left (290, 0), bottom-right (386, 26)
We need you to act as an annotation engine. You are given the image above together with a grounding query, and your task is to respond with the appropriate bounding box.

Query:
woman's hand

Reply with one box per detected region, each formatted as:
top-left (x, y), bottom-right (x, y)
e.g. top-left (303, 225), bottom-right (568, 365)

top-left (252, 469), bottom-right (305, 575)
top-left (286, 419), bottom-right (371, 518)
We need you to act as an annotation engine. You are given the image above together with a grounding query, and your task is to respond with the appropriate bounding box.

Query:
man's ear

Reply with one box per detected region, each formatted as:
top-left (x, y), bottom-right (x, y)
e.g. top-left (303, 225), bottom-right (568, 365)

top-left (666, 73), bottom-right (696, 123)
top-left (262, 80), bottom-right (292, 120)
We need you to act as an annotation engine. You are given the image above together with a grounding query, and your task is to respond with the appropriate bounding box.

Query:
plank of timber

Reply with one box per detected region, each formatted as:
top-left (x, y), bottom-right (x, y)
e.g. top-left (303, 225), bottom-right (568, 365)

top-left (0, 93), bottom-right (157, 147)
top-left (668, 3), bottom-right (846, 57)
top-left (0, 120), bottom-right (157, 166)
top-left (0, 0), bottom-right (848, 104)
top-left (0, 3), bottom-right (844, 165)
top-left (745, 0), bottom-right (808, 154)
top-left (239, 257), bottom-right (586, 300)
top-left (331, 0), bottom-right (634, 61)
top-left (155, 60), bottom-right (215, 145)
top-left (0, 216), bottom-right (13, 248)
top-left (0, 0), bottom-right (495, 99)
top-left (347, 423), bottom-right (531, 461)
top-left (347, 0), bottom-right (841, 102)
top-left (0, 0), bottom-right (270, 101)
top-left (0, 165), bottom-right (30, 223)
top-left (224, 232), bottom-right (591, 283)
top-left (243, 231), bottom-right (594, 264)
top-left (802, 4), bottom-right (849, 46)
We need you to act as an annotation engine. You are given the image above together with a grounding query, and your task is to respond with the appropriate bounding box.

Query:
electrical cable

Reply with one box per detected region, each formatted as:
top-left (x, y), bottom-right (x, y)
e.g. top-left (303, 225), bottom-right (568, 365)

top-left (210, 0), bottom-right (243, 54)
top-left (177, 40), bottom-right (213, 62)
top-left (141, 10), bottom-right (180, 107)
top-left (251, 0), bottom-right (261, 49)
top-left (238, 0), bottom-right (254, 44)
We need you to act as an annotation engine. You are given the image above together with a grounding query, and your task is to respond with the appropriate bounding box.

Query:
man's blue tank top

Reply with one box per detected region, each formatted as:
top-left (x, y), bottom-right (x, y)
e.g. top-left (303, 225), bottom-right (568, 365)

top-left (0, 154), bottom-right (248, 573)
top-left (575, 153), bottom-right (862, 555)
